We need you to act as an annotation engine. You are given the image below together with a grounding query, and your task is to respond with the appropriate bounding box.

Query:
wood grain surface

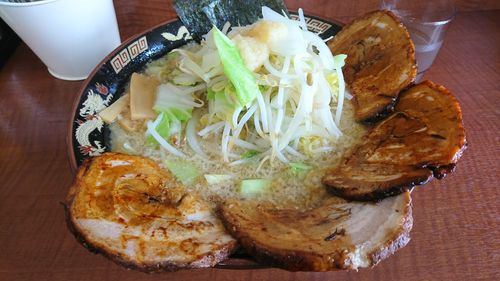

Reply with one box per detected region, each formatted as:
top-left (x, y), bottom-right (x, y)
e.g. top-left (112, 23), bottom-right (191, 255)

top-left (0, 1), bottom-right (499, 280)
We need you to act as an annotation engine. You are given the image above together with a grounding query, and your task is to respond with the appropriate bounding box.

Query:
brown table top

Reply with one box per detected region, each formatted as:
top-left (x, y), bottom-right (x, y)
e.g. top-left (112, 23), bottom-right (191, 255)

top-left (1, 1), bottom-right (499, 280)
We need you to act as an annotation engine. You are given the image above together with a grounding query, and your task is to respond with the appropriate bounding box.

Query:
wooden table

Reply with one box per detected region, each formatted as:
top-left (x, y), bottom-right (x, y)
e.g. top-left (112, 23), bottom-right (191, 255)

top-left (1, 1), bottom-right (499, 280)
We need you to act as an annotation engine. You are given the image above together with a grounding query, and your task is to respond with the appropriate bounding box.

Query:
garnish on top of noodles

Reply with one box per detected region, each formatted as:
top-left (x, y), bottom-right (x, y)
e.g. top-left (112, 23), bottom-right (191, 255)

top-left (139, 7), bottom-right (348, 168)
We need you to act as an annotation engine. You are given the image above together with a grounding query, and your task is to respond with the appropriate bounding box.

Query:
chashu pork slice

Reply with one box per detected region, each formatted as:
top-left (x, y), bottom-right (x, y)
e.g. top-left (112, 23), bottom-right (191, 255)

top-left (323, 81), bottom-right (467, 200)
top-left (219, 191), bottom-right (413, 271)
top-left (328, 10), bottom-right (416, 122)
top-left (64, 153), bottom-right (237, 272)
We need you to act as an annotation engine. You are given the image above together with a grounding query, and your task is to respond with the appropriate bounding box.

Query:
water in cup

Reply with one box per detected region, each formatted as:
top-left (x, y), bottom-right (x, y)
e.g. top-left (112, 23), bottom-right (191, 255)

top-left (402, 22), bottom-right (447, 82)
top-left (380, 0), bottom-right (455, 82)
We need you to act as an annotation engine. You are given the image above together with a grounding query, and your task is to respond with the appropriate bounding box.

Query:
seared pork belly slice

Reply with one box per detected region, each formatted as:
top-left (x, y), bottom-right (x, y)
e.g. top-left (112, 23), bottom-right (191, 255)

top-left (328, 10), bottom-right (416, 122)
top-left (392, 81), bottom-right (467, 166)
top-left (219, 192), bottom-right (412, 271)
top-left (65, 153), bottom-right (236, 272)
top-left (323, 81), bottom-right (467, 200)
top-left (326, 162), bottom-right (432, 200)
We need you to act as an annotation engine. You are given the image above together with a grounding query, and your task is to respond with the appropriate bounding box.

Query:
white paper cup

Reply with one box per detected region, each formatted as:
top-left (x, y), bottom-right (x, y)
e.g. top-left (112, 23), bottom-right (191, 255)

top-left (0, 0), bottom-right (121, 80)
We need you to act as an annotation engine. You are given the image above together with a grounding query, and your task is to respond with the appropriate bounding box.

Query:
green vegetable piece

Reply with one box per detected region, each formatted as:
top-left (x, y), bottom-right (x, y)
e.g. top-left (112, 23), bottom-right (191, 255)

top-left (153, 104), bottom-right (192, 120)
top-left (207, 88), bottom-right (217, 101)
top-left (241, 150), bottom-right (258, 159)
top-left (149, 82), bottom-right (195, 146)
top-left (165, 160), bottom-right (200, 185)
top-left (209, 86), bottom-right (237, 120)
top-left (146, 111), bottom-right (171, 145)
top-left (212, 26), bottom-right (261, 106)
top-left (204, 174), bottom-right (233, 185)
top-left (289, 162), bottom-right (312, 177)
top-left (332, 54), bottom-right (347, 69)
top-left (240, 179), bottom-right (271, 197)
top-left (169, 108), bottom-right (192, 121)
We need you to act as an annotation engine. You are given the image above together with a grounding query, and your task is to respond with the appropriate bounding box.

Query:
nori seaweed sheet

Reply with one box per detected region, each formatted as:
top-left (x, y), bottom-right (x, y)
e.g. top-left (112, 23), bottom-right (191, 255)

top-left (173, 0), bottom-right (289, 41)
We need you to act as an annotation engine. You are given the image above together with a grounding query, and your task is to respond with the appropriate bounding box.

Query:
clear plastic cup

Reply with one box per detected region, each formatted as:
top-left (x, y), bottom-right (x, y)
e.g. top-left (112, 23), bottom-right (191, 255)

top-left (380, 0), bottom-right (456, 82)
top-left (0, 0), bottom-right (121, 80)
